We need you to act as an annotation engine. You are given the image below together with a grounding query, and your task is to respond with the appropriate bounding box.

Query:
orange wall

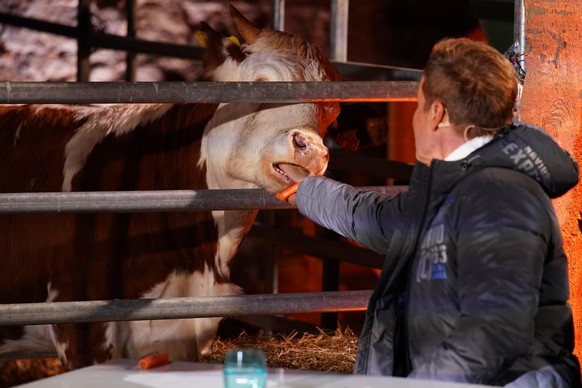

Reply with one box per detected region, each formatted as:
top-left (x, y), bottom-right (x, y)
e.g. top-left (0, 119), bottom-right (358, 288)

top-left (520, 0), bottom-right (582, 360)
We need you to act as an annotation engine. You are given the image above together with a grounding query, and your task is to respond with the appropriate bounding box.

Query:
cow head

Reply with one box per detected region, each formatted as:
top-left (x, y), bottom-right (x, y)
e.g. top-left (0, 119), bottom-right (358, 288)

top-left (199, 5), bottom-right (341, 193)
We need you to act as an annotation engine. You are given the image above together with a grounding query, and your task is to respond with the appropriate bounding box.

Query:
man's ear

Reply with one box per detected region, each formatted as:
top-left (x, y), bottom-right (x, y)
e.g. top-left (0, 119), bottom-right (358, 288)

top-left (432, 100), bottom-right (449, 130)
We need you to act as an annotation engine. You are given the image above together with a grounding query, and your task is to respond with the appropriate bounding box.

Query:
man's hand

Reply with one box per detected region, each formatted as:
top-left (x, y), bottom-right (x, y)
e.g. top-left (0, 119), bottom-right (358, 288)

top-left (287, 193), bottom-right (297, 206)
top-left (277, 181), bottom-right (301, 206)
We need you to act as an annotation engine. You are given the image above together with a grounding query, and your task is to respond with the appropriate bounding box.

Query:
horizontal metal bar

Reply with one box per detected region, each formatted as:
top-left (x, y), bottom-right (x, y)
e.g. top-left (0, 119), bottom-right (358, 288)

top-left (0, 187), bottom-right (407, 214)
top-left (91, 32), bottom-right (204, 59)
top-left (0, 189), bottom-right (289, 214)
top-left (0, 290), bottom-right (372, 326)
top-left (0, 81), bottom-right (418, 104)
top-left (0, 12), bottom-right (204, 60)
top-left (0, 12), bottom-right (78, 38)
top-left (334, 61), bottom-right (422, 81)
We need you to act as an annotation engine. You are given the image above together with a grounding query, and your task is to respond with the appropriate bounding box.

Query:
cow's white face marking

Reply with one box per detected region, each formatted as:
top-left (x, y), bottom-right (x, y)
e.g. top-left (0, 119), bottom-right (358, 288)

top-left (199, 31), bottom-right (340, 195)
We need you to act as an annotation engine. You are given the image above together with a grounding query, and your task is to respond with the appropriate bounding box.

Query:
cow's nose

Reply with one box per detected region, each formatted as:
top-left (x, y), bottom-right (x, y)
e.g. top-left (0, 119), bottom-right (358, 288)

top-left (293, 133), bottom-right (308, 149)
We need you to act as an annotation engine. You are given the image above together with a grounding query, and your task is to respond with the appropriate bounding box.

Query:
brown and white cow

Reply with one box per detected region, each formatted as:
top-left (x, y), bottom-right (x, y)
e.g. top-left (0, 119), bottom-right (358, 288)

top-left (0, 5), bottom-right (340, 369)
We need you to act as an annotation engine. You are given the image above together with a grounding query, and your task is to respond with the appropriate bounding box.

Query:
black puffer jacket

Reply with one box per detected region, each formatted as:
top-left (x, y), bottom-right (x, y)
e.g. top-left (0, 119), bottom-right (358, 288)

top-left (296, 124), bottom-right (581, 386)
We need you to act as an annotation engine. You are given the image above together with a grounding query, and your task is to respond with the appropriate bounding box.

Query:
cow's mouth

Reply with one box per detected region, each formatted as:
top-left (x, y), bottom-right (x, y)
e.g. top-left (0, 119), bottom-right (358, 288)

top-left (272, 163), bottom-right (310, 184)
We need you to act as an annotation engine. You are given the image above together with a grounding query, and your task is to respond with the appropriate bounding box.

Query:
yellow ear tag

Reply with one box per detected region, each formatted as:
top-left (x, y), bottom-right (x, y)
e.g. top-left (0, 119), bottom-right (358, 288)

top-left (194, 30), bottom-right (208, 48)
top-left (195, 31), bottom-right (240, 48)
top-left (227, 36), bottom-right (240, 46)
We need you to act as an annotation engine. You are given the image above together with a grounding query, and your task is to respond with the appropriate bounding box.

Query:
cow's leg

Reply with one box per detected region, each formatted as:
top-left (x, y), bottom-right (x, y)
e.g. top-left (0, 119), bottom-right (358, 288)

top-left (52, 322), bottom-right (111, 370)
top-left (122, 270), bottom-right (241, 361)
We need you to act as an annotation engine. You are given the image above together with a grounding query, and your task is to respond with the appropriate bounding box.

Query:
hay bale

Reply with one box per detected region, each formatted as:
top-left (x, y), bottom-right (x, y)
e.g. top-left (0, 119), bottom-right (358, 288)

top-left (200, 327), bottom-right (358, 374)
top-left (0, 358), bottom-right (64, 388)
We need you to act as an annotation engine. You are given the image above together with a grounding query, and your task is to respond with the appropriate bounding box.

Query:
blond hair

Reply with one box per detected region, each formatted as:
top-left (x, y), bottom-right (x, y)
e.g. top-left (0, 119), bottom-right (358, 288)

top-left (422, 38), bottom-right (517, 134)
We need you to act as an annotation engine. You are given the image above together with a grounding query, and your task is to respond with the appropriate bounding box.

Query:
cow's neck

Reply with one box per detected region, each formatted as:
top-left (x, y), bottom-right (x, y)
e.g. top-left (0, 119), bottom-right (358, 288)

top-left (201, 102), bottom-right (264, 278)
top-left (212, 209), bottom-right (258, 278)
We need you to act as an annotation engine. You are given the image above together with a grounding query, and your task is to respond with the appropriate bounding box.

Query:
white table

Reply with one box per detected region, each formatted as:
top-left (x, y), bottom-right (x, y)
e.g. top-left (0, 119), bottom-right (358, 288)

top-left (18, 359), bottom-right (494, 388)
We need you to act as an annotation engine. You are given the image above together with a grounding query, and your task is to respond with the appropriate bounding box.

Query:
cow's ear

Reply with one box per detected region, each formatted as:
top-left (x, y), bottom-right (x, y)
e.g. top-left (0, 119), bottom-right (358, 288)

top-left (197, 22), bottom-right (246, 78)
top-left (229, 5), bottom-right (260, 45)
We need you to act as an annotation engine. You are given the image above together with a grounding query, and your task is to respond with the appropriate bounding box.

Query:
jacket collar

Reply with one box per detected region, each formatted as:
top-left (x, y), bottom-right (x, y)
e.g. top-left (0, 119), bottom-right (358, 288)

top-left (422, 123), bottom-right (579, 199)
top-left (444, 136), bottom-right (494, 161)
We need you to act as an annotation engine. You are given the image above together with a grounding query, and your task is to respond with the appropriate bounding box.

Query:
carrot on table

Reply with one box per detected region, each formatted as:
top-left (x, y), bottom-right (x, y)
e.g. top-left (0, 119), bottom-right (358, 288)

top-left (138, 353), bottom-right (170, 370)
top-left (277, 181), bottom-right (301, 202)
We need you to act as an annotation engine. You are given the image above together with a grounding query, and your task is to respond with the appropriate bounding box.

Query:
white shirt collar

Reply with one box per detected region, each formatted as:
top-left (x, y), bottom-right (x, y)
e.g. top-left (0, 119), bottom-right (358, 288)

top-left (444, 136), bottom-right (494, 161)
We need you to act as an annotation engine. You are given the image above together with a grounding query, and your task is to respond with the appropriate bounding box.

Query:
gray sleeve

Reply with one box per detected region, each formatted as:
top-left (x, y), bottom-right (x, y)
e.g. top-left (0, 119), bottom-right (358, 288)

top-left (295, 176), bottom-right (403, 255)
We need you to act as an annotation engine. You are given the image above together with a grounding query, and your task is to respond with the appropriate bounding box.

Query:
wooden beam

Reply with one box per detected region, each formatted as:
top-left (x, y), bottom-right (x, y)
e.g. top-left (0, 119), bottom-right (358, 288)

top-left (520, 0), bottom-right (582, 360)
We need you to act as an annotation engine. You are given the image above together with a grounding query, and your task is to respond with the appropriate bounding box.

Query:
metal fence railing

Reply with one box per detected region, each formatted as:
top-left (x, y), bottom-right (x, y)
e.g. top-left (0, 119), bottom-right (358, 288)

top-left (0, 290), bottom-right (372, 326)
top-left (0, 187), bottom-right (407, 215)
top-left (0, 81), bottom-right (418, 104)
top-left (0, 1), bottom-right (419, 355)
top-left (0, 81), bottom-right (411, 341)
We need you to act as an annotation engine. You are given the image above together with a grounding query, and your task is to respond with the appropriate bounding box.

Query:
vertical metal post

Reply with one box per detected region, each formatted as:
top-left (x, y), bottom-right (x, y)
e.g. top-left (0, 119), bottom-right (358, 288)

top-left (265, 0), bottom-right (284, 298)
top-left (268, 0), bottom-right (285, 300)
top-left (125, 0), bottom-right (137, 81)
top-left (321, 258), bottom-right (340, 330)
top-left (271, 0), bottom-right (285, 31)
top-left (330, 0), bottom-right (349, 62)
top-left (514, 0), bottom-right (526, 67)
top-left (513, 0), bottom-right (526, 120)
top-left (262, 210), bottom-right (280, 297)
top-left (319, 226), bottom-right (340, 331)
top-left (77, 0), bottom-right (92, 82)
top-left (324, 0), bottom-right (349, 328)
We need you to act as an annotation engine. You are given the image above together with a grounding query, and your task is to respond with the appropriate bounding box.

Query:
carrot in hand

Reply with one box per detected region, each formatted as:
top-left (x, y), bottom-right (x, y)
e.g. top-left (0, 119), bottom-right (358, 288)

top-left (277, 181), bottom-right (301, 202)
top-left (138, 353), bottom-right (170, 370)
